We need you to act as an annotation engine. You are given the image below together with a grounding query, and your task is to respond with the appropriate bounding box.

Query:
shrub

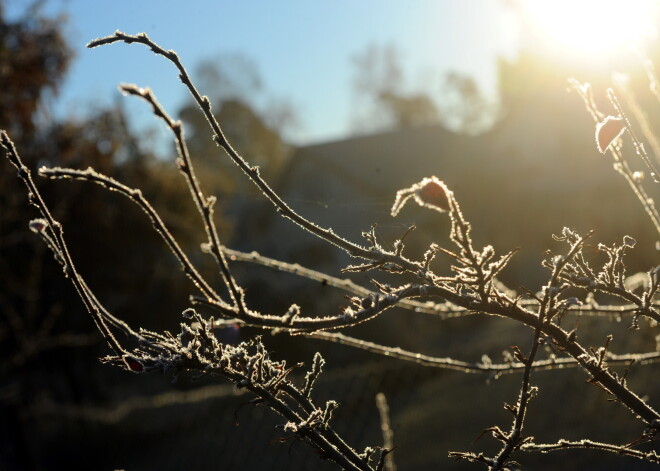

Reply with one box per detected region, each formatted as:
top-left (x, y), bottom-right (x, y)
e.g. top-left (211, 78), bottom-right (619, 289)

top-left (2, 31), bottom-right (659, 470)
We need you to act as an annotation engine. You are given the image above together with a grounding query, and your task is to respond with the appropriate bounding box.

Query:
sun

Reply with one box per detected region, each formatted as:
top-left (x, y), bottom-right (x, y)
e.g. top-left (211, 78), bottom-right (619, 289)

top-left (522, 0), bottom-right (657, 61)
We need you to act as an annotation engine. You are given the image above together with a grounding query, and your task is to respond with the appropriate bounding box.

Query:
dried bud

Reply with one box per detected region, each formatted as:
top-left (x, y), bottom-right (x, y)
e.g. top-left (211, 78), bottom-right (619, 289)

top-left (125, 357), bottom-right (144, 372)
top-left (391, 176), bottom-right (452, 216)
top-left (417, 177), bottom-right (451, 212)
top-left (29, 218), bottom-right (48, 233)
top-left (632, 171), bottom-right (644, 182)
top-left (596, 116), bottom-right (626, 153)
top-left (623, 235), bottom-right (636, 248)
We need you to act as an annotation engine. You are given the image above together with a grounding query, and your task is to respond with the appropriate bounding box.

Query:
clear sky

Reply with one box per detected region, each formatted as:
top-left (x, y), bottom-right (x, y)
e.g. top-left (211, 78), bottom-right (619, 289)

top-left (10, 0), bottom-right (519, 145)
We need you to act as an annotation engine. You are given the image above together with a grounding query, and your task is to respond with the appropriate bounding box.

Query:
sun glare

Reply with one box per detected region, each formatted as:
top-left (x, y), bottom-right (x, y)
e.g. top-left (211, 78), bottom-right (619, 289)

top-left (524, 0), bottom-right (657, 61)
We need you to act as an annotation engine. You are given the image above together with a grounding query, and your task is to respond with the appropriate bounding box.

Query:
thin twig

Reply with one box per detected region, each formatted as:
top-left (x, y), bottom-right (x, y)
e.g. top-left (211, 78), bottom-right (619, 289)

top-left (375, 393), bottom-right (396, 471)
top-left (39, 166), bottom-right (226, 307)
top-left (0, 132), bottom-right (125, 356)
top-left (87, 31), bottom-right (425, 274)
top-left (521, 439), bottom-right (660, 464)
top-left (570, 79), bottom-right (660, 235)
top-left (119, 83), bottom-right (247, 315)
top-left (309, 331), bottom-right (660, 374)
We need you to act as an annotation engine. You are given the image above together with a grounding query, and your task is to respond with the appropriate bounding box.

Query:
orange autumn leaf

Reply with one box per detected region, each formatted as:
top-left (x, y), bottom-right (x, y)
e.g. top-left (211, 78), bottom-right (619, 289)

top-left (596, 115), bottom-right (626, 153)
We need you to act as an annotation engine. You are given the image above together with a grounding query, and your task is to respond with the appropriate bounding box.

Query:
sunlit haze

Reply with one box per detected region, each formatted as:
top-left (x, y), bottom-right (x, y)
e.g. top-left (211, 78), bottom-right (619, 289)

top-left (7, 0), bottom-right (660, 146)
top-left (6, 0), bottom-right (518, 146)
top-left (523, 0), bottom-right (657, 62)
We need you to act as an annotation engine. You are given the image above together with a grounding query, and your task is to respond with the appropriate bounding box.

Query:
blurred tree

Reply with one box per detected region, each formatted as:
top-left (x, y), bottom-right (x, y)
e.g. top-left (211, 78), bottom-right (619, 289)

top-left (178, 57), bottom-right (294, 239)
top-left (440, 72), bottom-right (495, 134)
top-left (350, 44), bottom-right (499, 135)
top-left (350, 43), bottom-right (441, 132)
top-left (0, 3), bottom-right (204, 469)
top-left (0, 1), bottom-right (69, 140)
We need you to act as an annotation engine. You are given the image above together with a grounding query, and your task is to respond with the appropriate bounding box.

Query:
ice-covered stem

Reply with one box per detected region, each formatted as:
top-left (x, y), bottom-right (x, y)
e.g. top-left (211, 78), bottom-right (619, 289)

top-left (391, 177), bottom-right (517, 301)
top-left (375, 393), bottom-right (396, 471)
top-left (608, 88), bottom-right (660, 183)
top-left (489, 230), bottom-right (590, 469)
top-left (302, 352), bottom-right (325, 398)
top-left (39, 165), bottom-right (423, 332)
top-left (309, 331), bottom-right (660, 374)
top-left (612, 75), bottom-right (660, 169)
top-left (570, 79), bottom-right (660, 236)
top-left (213, 246), bottom-right (659, 320)
top-left (409, 282), bottom-right (660, 426)
top-left (39, 166), bottom-right (225, 306)
top-left (520, 439), bottom-right (660, 463)
top-left (550, 231), bottom-right (660, 324)
top-left (115, 313), bottom-right (373, 470)
top-left (87, 31), bottom-right (423, 274)
top-left (0, 131), bottom-right (125, 357)
top-left (218, 247), bottom-right (469, 317)
top-left (118, 83), bottom-right (246, 315)
top-left (280, 383), bottom-right (373, 470)
top-left (197, 284), bottom-right (430, 331)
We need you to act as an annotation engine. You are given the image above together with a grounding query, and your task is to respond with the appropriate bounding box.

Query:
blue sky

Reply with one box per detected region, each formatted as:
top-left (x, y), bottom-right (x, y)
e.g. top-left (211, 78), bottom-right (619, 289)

top-left (8, 0), bottom-right (519, 145)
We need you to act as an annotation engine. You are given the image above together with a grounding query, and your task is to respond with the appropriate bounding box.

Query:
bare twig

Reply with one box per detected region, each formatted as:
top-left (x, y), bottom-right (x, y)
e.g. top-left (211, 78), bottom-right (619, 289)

top-left (118, 83), bottom-right (247, 315)
top-left (521, 439), bottom-right (660, 464)
top-left (40, 166), bottom-right (225, 306)
top-left (375, 393), bottom-right (396, 471)
top-left (309, 331), bottom-right (660, 374)
top-left (570, 79), bottom-right (660, 235)
top-left (87, 31), bottom-right (424, 275)
top-left (0, 132), bottom-right (125, 357)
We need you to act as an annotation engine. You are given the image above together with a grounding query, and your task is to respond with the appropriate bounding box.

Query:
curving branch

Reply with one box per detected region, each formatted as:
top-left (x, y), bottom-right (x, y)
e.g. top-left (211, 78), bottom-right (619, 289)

top-left (87, 31), bottom-right (424, 274)
top-left (118, 83), bottom-right (247, 315)
top-left (0, 132), bottom-right (125, 357)
top-left (39, 166), bottom-right (226, 307)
